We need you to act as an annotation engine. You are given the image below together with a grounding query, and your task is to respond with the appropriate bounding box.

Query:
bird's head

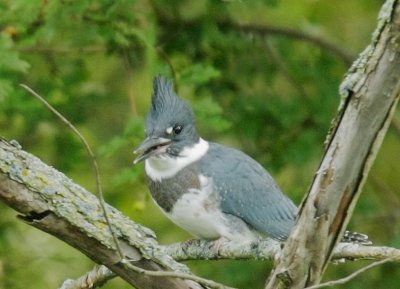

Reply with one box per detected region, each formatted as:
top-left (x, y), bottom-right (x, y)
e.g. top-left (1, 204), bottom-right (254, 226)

top-left (133, 76), bottom-right (199, 164)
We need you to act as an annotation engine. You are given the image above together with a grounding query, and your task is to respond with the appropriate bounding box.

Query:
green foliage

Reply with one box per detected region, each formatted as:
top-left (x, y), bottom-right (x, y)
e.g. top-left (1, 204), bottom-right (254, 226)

top-left (0, 0), bottom-right (399, 288)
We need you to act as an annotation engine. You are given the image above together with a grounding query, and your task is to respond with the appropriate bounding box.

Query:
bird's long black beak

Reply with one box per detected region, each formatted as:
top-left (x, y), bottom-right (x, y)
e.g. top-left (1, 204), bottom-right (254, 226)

top-left (133, 136), bottom-right (172, 164)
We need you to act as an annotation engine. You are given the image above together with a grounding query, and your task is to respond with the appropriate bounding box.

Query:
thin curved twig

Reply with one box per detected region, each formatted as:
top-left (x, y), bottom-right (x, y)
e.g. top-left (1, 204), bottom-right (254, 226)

top-left (227, 22), bottom-right (354, 65)
top-left (155, 14), bottom-right (355, 65)
top-left (304, 257), bottom-right (396, 289)
top-left (19, 84), bottom-right (124, 259)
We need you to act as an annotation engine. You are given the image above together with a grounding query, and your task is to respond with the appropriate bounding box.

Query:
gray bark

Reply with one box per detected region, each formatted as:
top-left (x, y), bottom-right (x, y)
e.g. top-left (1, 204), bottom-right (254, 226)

top-left (0, 138), bottom-right (202, 289)
top-left (265, 0), bottom-right (400, 288)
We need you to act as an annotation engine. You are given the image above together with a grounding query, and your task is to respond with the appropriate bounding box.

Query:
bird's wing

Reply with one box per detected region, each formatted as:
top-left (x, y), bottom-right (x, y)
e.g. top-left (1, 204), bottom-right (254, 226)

top-left (199, 143), bottom-right (297, 240)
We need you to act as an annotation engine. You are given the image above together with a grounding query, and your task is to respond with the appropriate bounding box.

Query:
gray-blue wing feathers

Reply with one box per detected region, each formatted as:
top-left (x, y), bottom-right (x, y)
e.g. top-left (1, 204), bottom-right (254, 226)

top-left (198, 142), bottom-right (297, 240)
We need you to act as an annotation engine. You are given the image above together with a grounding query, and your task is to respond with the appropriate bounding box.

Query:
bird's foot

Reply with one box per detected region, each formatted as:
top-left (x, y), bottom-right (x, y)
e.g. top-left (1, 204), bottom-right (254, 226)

top-left (342, 230), bottom-right (372, 245)
top-left (211, 237), bottom-right (231, 255)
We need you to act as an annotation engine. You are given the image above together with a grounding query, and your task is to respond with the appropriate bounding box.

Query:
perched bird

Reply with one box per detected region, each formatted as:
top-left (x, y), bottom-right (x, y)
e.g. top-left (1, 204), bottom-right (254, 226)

top-left (134, 76), bottom-right (370, 244)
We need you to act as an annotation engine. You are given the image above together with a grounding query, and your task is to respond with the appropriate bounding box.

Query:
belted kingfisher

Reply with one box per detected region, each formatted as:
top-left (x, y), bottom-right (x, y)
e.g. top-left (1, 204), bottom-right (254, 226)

top-left (134, 76), bottom-right (370, 244)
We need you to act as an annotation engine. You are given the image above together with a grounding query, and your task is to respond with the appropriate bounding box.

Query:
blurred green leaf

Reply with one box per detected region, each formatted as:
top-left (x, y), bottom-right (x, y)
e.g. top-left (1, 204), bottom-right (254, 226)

top-left (0, 34), bottom-right (29, 73)
top-left (179, 63), bottom-right (221, 85)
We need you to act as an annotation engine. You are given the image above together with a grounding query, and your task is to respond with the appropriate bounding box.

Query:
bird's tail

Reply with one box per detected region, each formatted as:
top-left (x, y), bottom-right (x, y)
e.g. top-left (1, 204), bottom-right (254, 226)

top-left (342, 230), bottom-right (372, 245)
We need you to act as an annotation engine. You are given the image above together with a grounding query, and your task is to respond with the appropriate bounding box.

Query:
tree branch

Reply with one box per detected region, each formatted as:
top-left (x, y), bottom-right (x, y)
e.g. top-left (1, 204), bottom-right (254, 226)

top-left (59, 239), bottom-right (400, 289)
top-left (60, 265), bottom-right (114, 289)
top-left (265, 0), bottom-right (400, 288)
top-left (218, 21), bottom-right (355, 66)
top-left (0, 138), bottom-right (206, 289)
top-left (162, 240), bottom-right (400, 263)
top-left (154, 12), bottom-right (354, 66)
top-left (304, 257), bottom-right (396, 289)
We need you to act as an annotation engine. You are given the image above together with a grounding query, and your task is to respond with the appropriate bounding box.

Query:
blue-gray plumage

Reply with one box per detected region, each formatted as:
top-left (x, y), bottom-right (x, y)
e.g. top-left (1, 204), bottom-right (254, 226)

top-left (133, 76), bottom-right (370, 244)
top-left (198, 143), bottom-right (297, 240)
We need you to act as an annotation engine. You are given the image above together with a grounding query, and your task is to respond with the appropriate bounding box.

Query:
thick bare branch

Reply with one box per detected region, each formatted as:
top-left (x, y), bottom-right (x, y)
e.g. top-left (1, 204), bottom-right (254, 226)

top-left (265, 1), bottom-right (400, 288)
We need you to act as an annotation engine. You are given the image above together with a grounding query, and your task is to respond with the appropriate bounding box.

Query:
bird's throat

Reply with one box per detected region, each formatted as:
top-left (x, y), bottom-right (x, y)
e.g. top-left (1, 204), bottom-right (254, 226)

top-left (145, 138), bottom-right (209, 181)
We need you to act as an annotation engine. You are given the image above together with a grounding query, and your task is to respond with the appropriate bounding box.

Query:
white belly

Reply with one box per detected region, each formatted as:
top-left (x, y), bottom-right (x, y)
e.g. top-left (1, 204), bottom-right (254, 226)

top-left (168, 189), bottom-right (225, 239)
top-left (165, 175), bottom-right (256, 241)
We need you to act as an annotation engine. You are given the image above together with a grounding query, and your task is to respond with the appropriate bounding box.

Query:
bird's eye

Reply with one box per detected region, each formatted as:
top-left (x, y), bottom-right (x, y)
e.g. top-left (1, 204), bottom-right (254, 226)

top-left (173, 124), bottom-right (183, 134)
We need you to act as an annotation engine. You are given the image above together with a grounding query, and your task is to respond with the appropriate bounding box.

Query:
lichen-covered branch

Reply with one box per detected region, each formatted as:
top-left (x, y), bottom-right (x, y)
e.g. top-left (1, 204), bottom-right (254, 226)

top-left (163, 240), bottom-right (400, 263)
top-left (0, 138), bottom-right (204, 289)
top-left (58, 239), bottom-right (400, 289)
top-left (265, 1), bottom-right (400, 288)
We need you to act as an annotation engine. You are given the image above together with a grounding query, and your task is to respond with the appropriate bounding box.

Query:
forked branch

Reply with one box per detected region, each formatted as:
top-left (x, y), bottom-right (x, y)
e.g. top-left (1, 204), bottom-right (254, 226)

top-left (265, 0), bottom-right (400, 288)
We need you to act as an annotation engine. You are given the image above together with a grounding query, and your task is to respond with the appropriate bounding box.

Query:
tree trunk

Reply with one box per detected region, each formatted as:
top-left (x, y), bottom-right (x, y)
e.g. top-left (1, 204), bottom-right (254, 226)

top-left (265, 0), bottom-right (400, 288)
